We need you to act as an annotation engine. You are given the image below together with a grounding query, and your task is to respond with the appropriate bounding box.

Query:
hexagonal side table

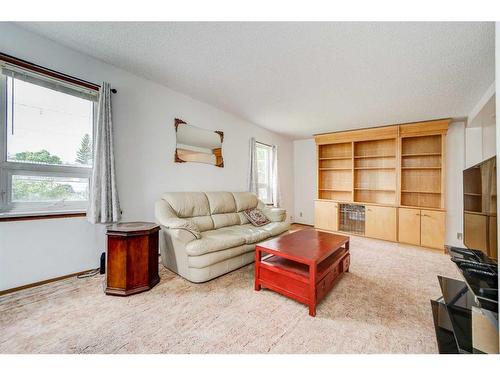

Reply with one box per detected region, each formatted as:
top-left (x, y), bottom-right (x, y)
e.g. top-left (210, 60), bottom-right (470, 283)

top-left (105, 222), bottom-right (160, 296)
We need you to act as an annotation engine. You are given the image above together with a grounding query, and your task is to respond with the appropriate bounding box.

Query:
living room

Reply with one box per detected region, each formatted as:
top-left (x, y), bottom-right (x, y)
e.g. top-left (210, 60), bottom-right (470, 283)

top-left (1, 2), bottom-right (500, 373)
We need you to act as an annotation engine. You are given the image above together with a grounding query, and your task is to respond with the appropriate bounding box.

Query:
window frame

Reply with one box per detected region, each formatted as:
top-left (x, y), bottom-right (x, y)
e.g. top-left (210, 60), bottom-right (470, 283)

top-left (0, 70), bottom-right (97, 217)
top-left (255, 141), bottom-right (274, 205)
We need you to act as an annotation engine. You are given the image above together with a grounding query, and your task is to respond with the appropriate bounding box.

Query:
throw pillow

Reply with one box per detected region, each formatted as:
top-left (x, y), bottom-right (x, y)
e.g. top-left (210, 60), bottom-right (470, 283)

top-left (243, 208), bottom-right (270, 227)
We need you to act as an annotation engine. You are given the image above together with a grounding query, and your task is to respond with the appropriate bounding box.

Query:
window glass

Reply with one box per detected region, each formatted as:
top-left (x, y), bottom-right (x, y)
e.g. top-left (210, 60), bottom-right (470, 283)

top-left (6, 77), bottom-right (94, 167)
top-left (0, 67), bottom-right (96, 216)
top-left (256, 142), bottom-right (273, 204)
top-left (11, 175), bottom-right (89, 203)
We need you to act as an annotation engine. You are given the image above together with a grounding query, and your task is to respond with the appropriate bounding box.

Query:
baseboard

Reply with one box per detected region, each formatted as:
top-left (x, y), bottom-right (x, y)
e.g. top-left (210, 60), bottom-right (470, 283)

top-left (291, 222), bottom-right (314, 227)
top-left (0, 269), bottom-right (95, 297)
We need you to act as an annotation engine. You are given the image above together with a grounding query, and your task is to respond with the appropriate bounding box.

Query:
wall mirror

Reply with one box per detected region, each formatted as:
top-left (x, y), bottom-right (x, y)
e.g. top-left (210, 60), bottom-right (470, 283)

top-left (174, 119), bottom-right (224, 167)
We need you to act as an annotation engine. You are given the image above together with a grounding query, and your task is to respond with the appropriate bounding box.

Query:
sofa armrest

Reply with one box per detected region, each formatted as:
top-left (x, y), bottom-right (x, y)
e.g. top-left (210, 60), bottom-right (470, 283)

top-left (262, 207), bottom-right (286, 222)
top-left (160, 225), bottom-right (198, 243)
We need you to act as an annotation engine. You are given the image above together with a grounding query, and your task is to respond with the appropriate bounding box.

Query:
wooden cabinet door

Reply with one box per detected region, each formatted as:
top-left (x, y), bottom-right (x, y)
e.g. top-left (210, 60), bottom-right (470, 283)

top-left (365, 205), bottom-right (397, 241)
top-left (398, 208), bottom-right (421, 245)
top-left (464, 212), bottom-right (488, 253)
top-left (314, 201), bottom-right (338, 231)
top-left (421, 210), bottom-right (445, 249)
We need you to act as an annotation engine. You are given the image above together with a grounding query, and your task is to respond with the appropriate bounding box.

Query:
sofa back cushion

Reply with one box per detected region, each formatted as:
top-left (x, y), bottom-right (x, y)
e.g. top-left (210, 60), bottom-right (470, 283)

top-left (159, 191), bottom-right (262, 232)
top-left (232, 192), bottom-right (258, 212)
top-left (205, 192), bottom-right (236, 214)
top-left (211, 213), bottom-right (241, 229)
top-left (161, 192), bottom-right (214, 231)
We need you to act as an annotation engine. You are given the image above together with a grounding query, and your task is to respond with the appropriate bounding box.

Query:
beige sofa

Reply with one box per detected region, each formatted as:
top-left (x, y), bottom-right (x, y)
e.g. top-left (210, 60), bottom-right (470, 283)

top-left (155, 192), bottom-right (289, 282)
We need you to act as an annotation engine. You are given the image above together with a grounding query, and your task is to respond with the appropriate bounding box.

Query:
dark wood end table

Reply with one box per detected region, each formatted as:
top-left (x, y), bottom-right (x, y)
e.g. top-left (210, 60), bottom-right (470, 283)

top-left (105, 222), bottom-right (160, 296)
top-left (255, 229), bottom-right (350, 316)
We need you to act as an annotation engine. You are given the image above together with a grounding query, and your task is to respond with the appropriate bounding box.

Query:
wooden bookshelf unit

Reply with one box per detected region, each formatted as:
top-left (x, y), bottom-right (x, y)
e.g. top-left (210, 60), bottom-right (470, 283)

top-left (314, 119), bottom-right (449, 250)
top-left (463, 157), bottom-right (497, 260)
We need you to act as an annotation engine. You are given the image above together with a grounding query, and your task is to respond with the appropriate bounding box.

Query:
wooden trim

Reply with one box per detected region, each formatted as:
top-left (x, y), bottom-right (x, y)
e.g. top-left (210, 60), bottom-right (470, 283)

top-left (315, 125), bottom-right (398, 144)
top-left (215, 130), bottom-right (224, 143)
top-left (314, 118), bottom-right (452, 137)
top-left (441, 134), bottom-right (446, 209)
top-left (0, 212), bottom-right (86, 222)
top-left (0, 268), bottom-right (95, 296)
top-left (315, 118), bottom-right (451, 144)
top-left (316, 144), bottom-right (320, 199)
top-left (174, 118), bottom-right (187, 132)
top-left (399, 119), bottom-right (450, 137)
top-left (0, 52), bottom-right (100, 91)
top-left (396, 126), bottom-right (402, 207)
top-left (174, 148), bottom-right (186, 163)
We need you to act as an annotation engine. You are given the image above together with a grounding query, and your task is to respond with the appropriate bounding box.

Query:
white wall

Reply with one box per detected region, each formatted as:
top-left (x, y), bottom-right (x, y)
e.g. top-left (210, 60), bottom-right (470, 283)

top-left (483, 120), bottom-right (497, 160)
top-left (293, 139), bottom-right (316, 225)
top-left (467, 93), bottom-right (497, 167)
top-left (0, 23), bottom-right (295, 291)
top-left (465, 127), bottom-right (484, 168)
top-left (0, 218), bottom-right (106, 289)
top-left (445, 121), bottom-right (466, 247)
top-left (292, 121), bottom-right (467, 246)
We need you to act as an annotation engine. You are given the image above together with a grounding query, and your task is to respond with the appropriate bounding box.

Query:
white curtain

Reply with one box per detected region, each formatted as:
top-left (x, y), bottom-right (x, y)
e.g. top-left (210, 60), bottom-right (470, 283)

top-left (248, 137), bottom-right (259, 195)
top-left (271, 145), bottom-right (280, 207)
top-left (87, 82), bottom-right (121, 224)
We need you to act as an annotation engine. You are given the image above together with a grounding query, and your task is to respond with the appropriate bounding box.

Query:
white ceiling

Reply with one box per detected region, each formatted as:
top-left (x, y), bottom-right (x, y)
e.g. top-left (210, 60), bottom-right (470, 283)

top-left (17, 22), bottom-right (495, 139)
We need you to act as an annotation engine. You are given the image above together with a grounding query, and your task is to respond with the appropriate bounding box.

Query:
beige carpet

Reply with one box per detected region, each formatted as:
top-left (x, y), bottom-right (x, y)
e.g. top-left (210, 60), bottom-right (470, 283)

top-left (0, 232), bottom-right (461, 354)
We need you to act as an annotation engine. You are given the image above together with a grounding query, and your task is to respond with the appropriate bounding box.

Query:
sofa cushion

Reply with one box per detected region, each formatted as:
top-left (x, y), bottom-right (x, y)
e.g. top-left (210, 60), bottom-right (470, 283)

top-left (232, 192), bottom-right (258, 212)
top-left (225, 224), bottom-right (272, 244)
top-left (244, 208), bottom-right (271, 227)
top-left (205, 192), bottom-right (236, 214)
top-left (185, 228), bottom-right (246, 256)
top-left (187, 244), bottom-right (254, 269)
top-left (161, 192), bottom-right (210, 218)
top-left (212, 213), bottom-right (241, 229)
top-left (187, 251), bottom-right (255, 283)
top-left (262, 221), bottom-right (290, 237)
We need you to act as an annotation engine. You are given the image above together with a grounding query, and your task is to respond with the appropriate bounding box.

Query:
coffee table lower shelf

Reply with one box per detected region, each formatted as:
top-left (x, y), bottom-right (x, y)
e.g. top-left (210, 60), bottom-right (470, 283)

top-left (254, 245), bottom-right (350, 317)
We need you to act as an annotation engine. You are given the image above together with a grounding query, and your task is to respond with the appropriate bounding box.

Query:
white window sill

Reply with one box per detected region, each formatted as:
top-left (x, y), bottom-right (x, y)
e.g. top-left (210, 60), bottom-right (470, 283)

top-left (0, 210), bottom-right (86, 221)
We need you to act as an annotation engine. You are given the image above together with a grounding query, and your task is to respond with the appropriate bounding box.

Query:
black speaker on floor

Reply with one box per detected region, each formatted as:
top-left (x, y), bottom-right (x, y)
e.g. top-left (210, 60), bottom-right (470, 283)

top-left (100, 252), bottom-right (106, 274)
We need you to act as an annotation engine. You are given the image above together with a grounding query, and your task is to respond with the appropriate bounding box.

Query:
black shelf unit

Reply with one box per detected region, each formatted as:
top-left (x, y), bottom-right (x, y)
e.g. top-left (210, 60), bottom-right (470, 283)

top-left (431, 247), bottom-right (498, 354)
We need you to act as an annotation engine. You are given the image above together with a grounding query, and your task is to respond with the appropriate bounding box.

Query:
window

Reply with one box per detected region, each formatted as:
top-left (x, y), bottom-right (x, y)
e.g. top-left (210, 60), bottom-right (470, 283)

top-left (256, 142), bottom-right (273, 204)
top-left (0, 62), bottom-right (98, 216)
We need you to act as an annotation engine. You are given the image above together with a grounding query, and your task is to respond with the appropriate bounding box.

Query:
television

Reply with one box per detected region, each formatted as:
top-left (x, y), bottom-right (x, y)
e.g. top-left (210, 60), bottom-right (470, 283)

top-left (463, 156), bottom-right (497, 260)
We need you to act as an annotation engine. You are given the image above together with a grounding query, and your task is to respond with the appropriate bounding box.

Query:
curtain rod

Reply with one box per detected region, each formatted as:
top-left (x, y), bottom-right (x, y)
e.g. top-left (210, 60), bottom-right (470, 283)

top-left (0, 52), bottom-right (117, 94)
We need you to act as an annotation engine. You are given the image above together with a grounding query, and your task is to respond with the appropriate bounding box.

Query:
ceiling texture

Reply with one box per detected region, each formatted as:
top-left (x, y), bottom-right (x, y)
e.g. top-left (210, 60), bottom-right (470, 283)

top-left (17, 22), bottom-right (495, 139)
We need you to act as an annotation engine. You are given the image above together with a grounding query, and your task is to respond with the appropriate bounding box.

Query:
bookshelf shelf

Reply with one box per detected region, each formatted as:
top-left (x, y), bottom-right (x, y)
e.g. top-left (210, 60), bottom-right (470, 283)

top-left (354, 154), bottom-right (395, 159)
top-left (402, 152), bottom-right (442, 157)
top-left (402, 167), bottom-right (441, 170)
top-left (319, 168), bottom-right (352, 171)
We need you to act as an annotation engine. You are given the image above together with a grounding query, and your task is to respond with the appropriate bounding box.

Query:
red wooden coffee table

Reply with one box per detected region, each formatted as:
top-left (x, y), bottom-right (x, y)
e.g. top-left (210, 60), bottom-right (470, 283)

top-left (255, 229), bottom-right (350, 316)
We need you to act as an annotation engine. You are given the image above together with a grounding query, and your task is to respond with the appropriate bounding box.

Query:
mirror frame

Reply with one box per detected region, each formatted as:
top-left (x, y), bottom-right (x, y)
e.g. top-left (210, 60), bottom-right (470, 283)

top-left (174, 118), bottom-right (224, 168)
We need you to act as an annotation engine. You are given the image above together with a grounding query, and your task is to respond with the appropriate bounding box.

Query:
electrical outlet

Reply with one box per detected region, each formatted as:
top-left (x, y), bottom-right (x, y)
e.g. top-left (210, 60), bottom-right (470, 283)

top-left (457, 232), bottom-right (463, 240)
top-left (299, 212), bottom-right (303, 217)
top-left (290, 216), bottom-right (294, 222)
